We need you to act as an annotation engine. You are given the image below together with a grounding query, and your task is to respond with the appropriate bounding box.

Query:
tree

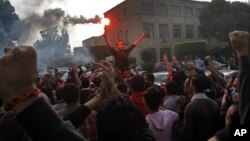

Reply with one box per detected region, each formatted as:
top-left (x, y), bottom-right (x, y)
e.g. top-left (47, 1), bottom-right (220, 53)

top-left (34, 26), bottom-right (71, 65)
top-left (140, 48), bottom-right (156, 72)
top-left (200, 0), bottom-right (250, 41)
top-left (172, 40), bottom-right (207, 60)
top-left (0, 0), bottom-right (20, 55)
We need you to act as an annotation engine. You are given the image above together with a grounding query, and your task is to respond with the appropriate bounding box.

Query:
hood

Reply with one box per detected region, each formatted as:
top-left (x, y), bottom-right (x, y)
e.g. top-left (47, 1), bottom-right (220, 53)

top-left (147, 111), bottom-right (171, 130)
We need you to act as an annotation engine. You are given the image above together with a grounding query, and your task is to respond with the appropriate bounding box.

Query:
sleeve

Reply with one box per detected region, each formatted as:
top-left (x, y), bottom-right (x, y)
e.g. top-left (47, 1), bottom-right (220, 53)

top-left (238, 55), bottom-right (250, 126)
top-left (16, 98), bottom-right (87, 141)
top-left (63, 105), bottom-right (91, 128)
top-left (109, 47), bottom-right (116, 55)
top-left (126, 44), bottom-right (136, 53)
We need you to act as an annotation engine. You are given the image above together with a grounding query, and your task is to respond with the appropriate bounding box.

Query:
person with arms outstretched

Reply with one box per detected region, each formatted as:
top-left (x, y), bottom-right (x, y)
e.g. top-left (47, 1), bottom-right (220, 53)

top-left (104, 31), bottom-right (146, 71)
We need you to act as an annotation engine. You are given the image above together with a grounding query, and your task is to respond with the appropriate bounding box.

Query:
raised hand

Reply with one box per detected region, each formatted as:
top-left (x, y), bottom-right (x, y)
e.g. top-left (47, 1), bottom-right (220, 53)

top-left (0, 46), bottom-right (37, 104)
top-left (95, 61), bottom-right (121, 95)
top-left (229, 31), bottom-right (249, 58)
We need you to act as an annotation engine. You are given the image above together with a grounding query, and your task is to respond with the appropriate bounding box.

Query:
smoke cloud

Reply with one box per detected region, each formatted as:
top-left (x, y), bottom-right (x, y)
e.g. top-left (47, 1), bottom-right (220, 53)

top-left (16, 8), bottom-right (102, 44)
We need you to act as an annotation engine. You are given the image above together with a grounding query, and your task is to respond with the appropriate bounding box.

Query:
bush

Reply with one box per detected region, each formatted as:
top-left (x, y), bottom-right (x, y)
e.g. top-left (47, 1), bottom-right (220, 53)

top-left (172, 40), bottom-right (207, 59)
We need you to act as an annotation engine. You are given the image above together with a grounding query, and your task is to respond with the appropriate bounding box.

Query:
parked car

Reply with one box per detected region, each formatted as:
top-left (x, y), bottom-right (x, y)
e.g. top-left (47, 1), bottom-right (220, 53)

top-left (212, 61), bottom-right (227, 69)
top-left (153, 72), bottom-right (168, 86)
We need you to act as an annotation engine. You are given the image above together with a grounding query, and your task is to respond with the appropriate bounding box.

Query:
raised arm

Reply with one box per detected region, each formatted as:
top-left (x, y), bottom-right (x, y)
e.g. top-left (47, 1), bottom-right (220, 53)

top-left (103, 32), bottom-right (113, 48)
top-left (132, 32), bottom-right (147, 46)
top-left (229, 31), bottom-right (250, 127)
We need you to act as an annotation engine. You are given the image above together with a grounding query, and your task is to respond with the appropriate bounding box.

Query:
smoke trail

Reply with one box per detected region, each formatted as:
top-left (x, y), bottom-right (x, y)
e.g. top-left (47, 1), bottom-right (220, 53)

top-left (16, 8), bottom-right (101, 44)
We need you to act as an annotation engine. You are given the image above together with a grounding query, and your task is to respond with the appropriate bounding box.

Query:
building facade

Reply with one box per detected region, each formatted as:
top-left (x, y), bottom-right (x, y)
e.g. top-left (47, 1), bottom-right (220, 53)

top-left (83, 0), bottom-right (206, 64)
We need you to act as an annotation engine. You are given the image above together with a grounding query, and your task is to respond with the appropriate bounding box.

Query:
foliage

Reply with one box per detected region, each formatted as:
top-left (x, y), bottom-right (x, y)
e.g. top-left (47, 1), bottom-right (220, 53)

top-left (34, 26), bottom-right (71, 65)
top-left (128, 57), bottom-right (136, 65)
top-left (142, 63), bottom-right (154, 72)
top-left (88, 45), bottom-right (111, 61)
top-left (172, 40), bottom-right (207, 59)
top-left (140, 48), bottom-right (156, 72)
top-left (0, 0), bottom-right (20, 55)
top-left (140, 48), bottom-right (156, 63)
top-left (199, 0), bottom-right (250, 41)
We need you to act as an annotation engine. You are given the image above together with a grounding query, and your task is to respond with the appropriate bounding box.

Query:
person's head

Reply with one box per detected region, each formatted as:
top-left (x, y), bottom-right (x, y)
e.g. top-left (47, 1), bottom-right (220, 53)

top-left (62, 83), bottom-right (79, 104)
top-left (55, 79), bottom-right (65, 90)
top-left (190, 74), bottom-right (210, 94)
top-left (144, 87), bottom-right (162, 111)
top-left (225, 103), bottom-right (240, 128)
top-left (43, 74), bottom-right (51, 82)
top-left (143, 73), bottom-right (155, 86)
top-left (122, 68), bottom-right (132, 79)
top-left (130, 75), bottom-right (145, 93)
top-left (81, 76), bottom-right (90, 88)
top-left (165, 81), bottom-right (181, 96)
top-left (93, 77), bottom-right (102, 87)
top-left (56, 72), bottom-right (63, 80)
top-left (96, 95), bottom-right (149, 141)
top-left (116, 39), bottom-right (125, 50)
top-left (117, 82), bottom-right (128, 94)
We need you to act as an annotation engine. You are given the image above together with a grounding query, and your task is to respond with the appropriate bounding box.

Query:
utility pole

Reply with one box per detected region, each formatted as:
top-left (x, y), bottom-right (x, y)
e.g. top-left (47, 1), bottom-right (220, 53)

top-left (154, 0), bottom-right (160, 62)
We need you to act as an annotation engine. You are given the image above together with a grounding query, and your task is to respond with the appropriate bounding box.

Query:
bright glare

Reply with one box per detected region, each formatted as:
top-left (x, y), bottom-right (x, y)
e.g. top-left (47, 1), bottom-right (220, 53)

top-left (101, 18), bottom-right (110, 26)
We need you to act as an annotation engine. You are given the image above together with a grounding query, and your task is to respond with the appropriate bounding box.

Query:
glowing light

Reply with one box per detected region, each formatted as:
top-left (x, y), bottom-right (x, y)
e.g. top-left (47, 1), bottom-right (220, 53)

top-left (101, 18), bottom-right (110, 26)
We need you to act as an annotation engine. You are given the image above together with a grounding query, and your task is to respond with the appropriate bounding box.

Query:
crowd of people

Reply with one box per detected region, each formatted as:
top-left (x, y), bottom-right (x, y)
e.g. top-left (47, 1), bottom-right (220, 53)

top-left (0, 30), bottom-right (249, 141)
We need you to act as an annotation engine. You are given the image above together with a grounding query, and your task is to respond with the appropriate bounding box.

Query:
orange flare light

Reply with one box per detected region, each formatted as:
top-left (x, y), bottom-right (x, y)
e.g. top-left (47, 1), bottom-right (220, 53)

top-left (101, 18), bottom-right (110, 26)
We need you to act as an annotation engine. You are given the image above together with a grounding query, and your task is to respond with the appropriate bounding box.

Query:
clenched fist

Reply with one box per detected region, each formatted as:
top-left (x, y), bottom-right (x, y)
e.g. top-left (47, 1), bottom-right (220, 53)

top-left (0, 46), bottom-right (37, 104)
top-left (229, 31), bottom-right (249, 58)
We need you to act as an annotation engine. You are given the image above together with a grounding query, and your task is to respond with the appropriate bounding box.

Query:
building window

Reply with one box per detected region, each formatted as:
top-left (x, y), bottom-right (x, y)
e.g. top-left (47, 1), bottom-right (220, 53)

top-left (186, 25), bottom-right (194, 39)
top-left (143, 23), bottom-right (154, 38)
top-left (156, 4), bottom-right (167, 16)
top-left (117, 30), bottom-right (122, 40)
top-left (124, 8), bottom-right (127, 18)
top-left (117, 12), bottom-right (121, 20)
top-left (173, 25), bottom-right (182, 39)
top-left (141, 2), bottom-right (154, 14)
top-left (195, 8), bottom-right (201, 17)
top-left (171, 5), bottom-right (181, 16)
top-left (184, 7), bottom-right (193, 17)
top-left (158, 24), bottom-right (168, 39)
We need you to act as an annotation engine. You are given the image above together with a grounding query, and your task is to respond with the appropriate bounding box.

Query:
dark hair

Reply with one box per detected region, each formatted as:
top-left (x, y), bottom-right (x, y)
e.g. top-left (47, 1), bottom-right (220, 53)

top-left (116, 39), bottom-right (125, 46)
top-left (81, 77), bottom-right (90, 88)
top-left (130, 75), bottom-right (145, 93)
top-left (117, 83), bottom-right (128, 94)
top-left (190, 74), bottom-right (210, 93)
top-left (93, 77), bottom-right (101, 87)
top-left (145, 73), bottom-right (155, 83)
top-left (165, 81), bottom-right (181, 95)
top-left (144, 87), bottom-right (162, 111)
top-left (62, 83), bottom-right (79, 104)
top-left (96, 95), bottom-right (149, 141)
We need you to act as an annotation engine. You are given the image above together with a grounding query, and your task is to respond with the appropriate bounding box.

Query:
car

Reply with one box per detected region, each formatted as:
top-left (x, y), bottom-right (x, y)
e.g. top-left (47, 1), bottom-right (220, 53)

top-left (219, 69), bottom-right (239, 80)
top-left (212, 61), bottom-right (227, 70)
top-left (153, 72), bottom-right (168, 86)
top-left (205, 69), bottom-right (239, 80)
